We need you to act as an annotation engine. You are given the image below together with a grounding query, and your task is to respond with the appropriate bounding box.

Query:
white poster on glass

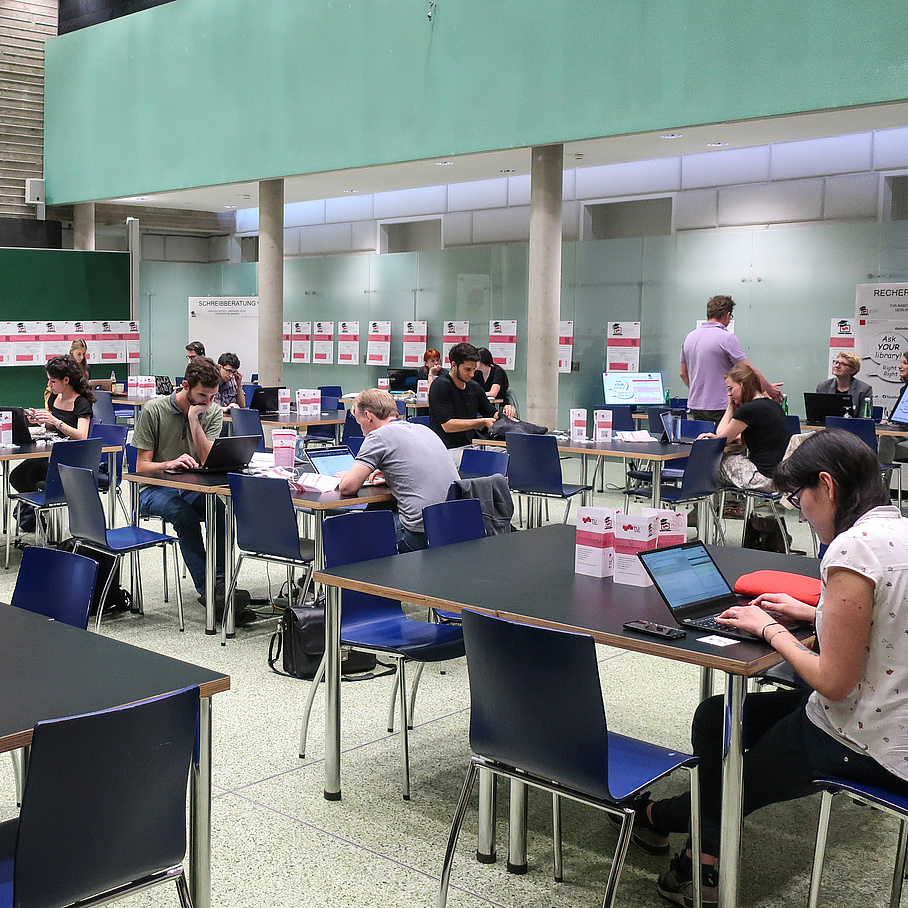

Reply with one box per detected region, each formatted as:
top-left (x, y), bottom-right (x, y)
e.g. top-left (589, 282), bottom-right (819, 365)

top-left (39, 321), bottom-right (70, 360)
top-left (606, 321), bottom-right (641, 372)
top-left (828, 317), bottom-right (856, 377)
top-left (313, 321), bottom-right (335, 364)
top-left (93, 319), bottom-right (123, 366)
top-left (442, 320), bottom-right (469, 366)
top-left (337, 320), bottom-right (360, 366)
top-left (124, 321), bottom-right (141, 363)
top-left (558, 321), bottom-right (574, 373)
top-left (9, 321), bottom-right (43, 366)
top-left (488, 319), bottom-right (517, 370)
top-left (367, 321), bottom-right (391, 366)
top-left (188, 297), bottom-right (259, 374)
top-left (291, 322), bottom-right (312, 364)
top-left (402, 321), bottom-right (427, 367)
top-left (283, 322), bottom-right (291, 363)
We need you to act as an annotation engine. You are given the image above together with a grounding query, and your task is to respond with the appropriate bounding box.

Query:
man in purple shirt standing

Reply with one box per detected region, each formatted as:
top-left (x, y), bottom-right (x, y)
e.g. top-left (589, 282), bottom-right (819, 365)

top-left (680, 295), bottom-right (781, 424)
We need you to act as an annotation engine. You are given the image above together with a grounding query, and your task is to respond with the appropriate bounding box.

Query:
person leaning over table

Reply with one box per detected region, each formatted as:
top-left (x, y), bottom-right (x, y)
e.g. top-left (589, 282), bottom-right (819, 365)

top-left (131, 356), bottom-right (252, 620)
top-left (338, 388), bottom-right (459, 553)
top-left (621, 429), bottom-right (908, 908)
top-left (428, 342), bottom-right (516, 468)
top-left (699, 362), bottom-right (792, 494)
top-left (10, 354), bottom-right (95, 495)
top-left (214, 351), bottom-right (245, 409)
top-left (815, 350), bottom-right (872, 416)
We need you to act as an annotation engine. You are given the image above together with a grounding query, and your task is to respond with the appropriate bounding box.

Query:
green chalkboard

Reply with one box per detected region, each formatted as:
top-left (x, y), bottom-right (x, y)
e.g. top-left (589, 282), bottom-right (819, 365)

top-left (0, 249), bottom-right (130, 403)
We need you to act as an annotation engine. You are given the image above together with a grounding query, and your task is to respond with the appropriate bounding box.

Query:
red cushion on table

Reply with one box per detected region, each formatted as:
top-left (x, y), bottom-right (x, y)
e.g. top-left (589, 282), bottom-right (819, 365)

top-left (732, 570), bottom-right (821, 606)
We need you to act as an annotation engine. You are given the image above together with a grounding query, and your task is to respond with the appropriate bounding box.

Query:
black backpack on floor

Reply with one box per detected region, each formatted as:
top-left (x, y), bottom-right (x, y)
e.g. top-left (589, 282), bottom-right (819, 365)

top-left (56, 539), bottom-right (132, 615)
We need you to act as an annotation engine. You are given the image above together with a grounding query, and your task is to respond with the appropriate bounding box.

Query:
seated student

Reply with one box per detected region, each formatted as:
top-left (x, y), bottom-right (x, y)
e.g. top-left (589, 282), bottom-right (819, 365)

top-left (815, 351), bottom-right (872, 415)
top-left (132, 356), bottom-right (251, 618)
top-left (475, 347), bottom-right (510, 401)
top-left (631, 430), bottom-right (908, 907)
top-left (428, 342), bottom-right (515, 466)
top-left (419, 348), bottom-right (443, 388)
top-left (185, 340), bottom-right (205, 361)
top-left (69, 337), bottom-right (91, 381)
top-left (701, 362), bottom-right (791, 493)
top-left (338, 388), bottom-right (459, 553)
top-left (215, 352), bottom-right (246, 409)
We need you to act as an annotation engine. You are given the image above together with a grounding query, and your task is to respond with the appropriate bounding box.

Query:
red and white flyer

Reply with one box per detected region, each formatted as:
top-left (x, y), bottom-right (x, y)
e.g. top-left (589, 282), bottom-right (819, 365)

top-left (570, 408), bottom-right (587, 442)
top-left (313, 321), bottom-right (335, 364)
top-left (575, 507), bottom-right (615, 578)
top-left (442, 320), bottom-right (469, 365)
top-left (606, 321), bottom-right (641, 372)
top-left (337, 320), bottom-right (360, 366)
top-left (367, 321), bottom-right (391, 366)
top-left (558, 320), bottom-right (573, 373)
top-left (283, 322), bottom-right (291, 363)
top-left (613, 513), bottom-right (658, 587)
top-left (402, 321), bottom-right (427, 367)
top-left (488, 319), bottom-right (517, 369)
top-left (291, 321), bottom-right (312, 364)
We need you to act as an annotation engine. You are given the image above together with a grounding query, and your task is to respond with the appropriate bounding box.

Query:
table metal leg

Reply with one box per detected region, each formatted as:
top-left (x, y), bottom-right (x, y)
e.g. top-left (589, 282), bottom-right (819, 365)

top-left (324, 581), bottom-right (342, 800)
top-left (652, 461), bottom-right (663, 507)
top-left (224, 495), bottom-right (235, 639)
top-left (107, 450), bottom-right (117, 528)
top-left (699, 667), bottom-right (714, 702)
top-left (204, 493), bottom-right (216, 635)
top-left (718, 673), bottom-right (746, 908)
top-left (476, 768), bottom-right (497, 863)
top-left (189, 695), bottom-right (212, 908)
top-left (507, 779), bottom-right (528, 873)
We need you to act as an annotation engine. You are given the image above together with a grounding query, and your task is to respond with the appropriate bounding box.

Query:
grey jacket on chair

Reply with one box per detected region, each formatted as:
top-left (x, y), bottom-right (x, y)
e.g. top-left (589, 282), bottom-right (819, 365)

top-left (448, 475), bottom-right (514, 536)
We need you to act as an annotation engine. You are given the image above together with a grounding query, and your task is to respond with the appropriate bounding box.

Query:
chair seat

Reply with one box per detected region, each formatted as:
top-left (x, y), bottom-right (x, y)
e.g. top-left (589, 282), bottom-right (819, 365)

top-left (606, 732), bottom-right (698, 802)
top-left (9, 489), bottom-right (49, 508)
top-left (515, 483), bottom-right (589, 499)
top-left (814, 776), bottom-right (908, 813)
top-left (341, 616), bottom-right (465, 662)
top-left (103, 525), bottom-right (175, 553)
top-left (245, 538), bottom-right (316, 563)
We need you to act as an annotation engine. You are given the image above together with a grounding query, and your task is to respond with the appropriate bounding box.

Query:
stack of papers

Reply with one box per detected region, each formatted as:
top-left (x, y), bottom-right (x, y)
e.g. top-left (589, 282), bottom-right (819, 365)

top-left (614, 430), bottom-right (655, 443)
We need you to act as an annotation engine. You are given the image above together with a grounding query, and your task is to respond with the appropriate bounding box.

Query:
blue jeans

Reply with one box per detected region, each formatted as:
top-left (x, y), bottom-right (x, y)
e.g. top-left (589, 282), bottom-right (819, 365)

top-left (393, 512), bottom-right (428, 554)
top-left (139, 486), bottom-right (225, 596)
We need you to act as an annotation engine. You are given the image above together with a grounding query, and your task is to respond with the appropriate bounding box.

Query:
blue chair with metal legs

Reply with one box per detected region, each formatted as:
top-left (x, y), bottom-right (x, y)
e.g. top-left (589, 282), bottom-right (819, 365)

top-left (506, 433), bottom-right (589, 528)
top-left (90, 420), bottom-right (130, 525)
top-left (5, 436), bottom-right (104, 569)
top-left (91, 389), bottom-right (118, 424)
top-left (458, 447), bottom-right (509, 480)
top-left (827, 415), bottom-right (901, 503)
top-left (304, 395), bottom-right (342, 447)
top-left (229, 407), bottom-right (266, 452)
top-left (58, 464), bottom-right (184, 633)
top-left (409, 415), bottom-right (430, 428)
top-left (221, 472), bottom-right (315, 644)
top-left (808, 777), bottom-right (908, 908)
top-left (297, 510), bottom-right (465, 799)
top-left (438, 610), bottom-right (701, 908)
top-left (0, 686), bottom-right (200, 908)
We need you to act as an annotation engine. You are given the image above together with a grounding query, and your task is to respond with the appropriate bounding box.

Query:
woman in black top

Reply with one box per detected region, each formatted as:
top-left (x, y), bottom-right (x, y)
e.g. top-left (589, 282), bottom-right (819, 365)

top-left (702, 361), bottom-right (792, 492)
top-left (10, 354), bottom-right (95, 494)
top-left (476, 347), bottom-right (509, 400)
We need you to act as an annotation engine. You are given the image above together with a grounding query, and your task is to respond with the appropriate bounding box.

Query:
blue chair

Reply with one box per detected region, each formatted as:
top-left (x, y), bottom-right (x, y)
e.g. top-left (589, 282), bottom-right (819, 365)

top-left (671, 396), bottom-right (689, 410)
top-left (506, 433), bottom-right (589, 528)
top-left (826, 416), bottom-right (899, 503)
top-left (808, 777), bottom-right (908, 908)
top-left (341, 410), bottom-right (363, 447)
top-left (600, 405), bottom-right (635, 432)
top-left (91, 389), bottom-right (117, 424)
top-left (303, 394), bottom-right (342, 447)
top-left (0, 686), bottom-right (199, 908)
top-left (242, 382), bottom-right (256, 405)
top-left (297, 510), bottom-right (465, 799)
top-left (11, 544), bottom-right (98, 629)
top-left (627, 436), bottom-right (727, 540)
top-left (229, 407), bottom-right (266, 453)
top-left (90, 420), bottom-right (130, 525)
top-left (423, 498), bottom-right (486, 549)
top-left (396, 399), bottom-right (407, 417)
top-left (5, 437), bottom-right (104, 569)
top-left (409, 415), bottom-right (430, 428)
top-left (317, 384), bottom-right (343, 399)
top-left (438, 610), bottom-right (701, 908)
top-left (58, 464), bottom-right (184, 633)
top-left (459, 447), bottom-right (509, 480)
top-left (221, 473), bottom-right (316, 643)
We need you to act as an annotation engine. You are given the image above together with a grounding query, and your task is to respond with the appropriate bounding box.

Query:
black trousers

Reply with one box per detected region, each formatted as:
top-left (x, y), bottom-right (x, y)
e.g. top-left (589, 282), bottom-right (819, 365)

top-left (650, 688), bottom-right (906, 856)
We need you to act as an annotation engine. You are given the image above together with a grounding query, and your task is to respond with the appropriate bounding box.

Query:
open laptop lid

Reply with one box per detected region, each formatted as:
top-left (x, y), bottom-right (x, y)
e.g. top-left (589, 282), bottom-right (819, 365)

top-left (637, 542), bottom-right (740, 623)
top-left (190, 434), bottom-right (260, 472)
top-left (889, 381), bottom-right (908, 427)
top-left (302, 445), bottom-right (357, 476)
top-left (0, 407), bottom-right (34, 445)
top-left (249, 386), bottom-right (281, 413)
top-left (804, 392), bottom-right (849, 424)
top-left (88, 378), bottom-right (113, 392)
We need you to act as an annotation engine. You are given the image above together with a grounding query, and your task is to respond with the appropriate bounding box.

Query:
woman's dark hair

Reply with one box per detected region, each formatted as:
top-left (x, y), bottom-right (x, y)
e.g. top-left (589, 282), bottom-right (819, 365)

top-left (725, 362), bottom-right (761, 404)
top-left (45, 355), bottom-right (96, 404)
top-left (773, 429), bottom-right (889, 535)
top-left (477, 347), bottom-right (494, 368)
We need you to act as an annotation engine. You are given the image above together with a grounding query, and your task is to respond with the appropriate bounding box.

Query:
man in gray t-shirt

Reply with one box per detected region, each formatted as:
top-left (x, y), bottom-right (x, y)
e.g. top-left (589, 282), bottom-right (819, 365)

top-left (338, 388), bottom-right (459, 552)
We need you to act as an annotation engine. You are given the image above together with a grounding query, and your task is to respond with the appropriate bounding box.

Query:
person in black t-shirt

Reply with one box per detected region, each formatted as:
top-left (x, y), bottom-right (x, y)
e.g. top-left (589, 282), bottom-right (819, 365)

top-left (476, 347), bottom-right (510, 401)
top-left (700, 361), bottom-right (792, 493)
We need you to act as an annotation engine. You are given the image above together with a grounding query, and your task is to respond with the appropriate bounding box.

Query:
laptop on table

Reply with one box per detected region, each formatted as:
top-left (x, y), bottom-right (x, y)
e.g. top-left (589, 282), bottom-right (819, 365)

top-left (804, 392), bottom-right (850, 424)
top-left (299, 445), bottom-right (381, 485)
top-left (887, 382), bottom-right (908, 428)
top-left (177, 434), bottom-right (261, 474)
top-left (249, 386), bottom-right (281, 414)
top-left (638, 541), bottom-right (807, 642)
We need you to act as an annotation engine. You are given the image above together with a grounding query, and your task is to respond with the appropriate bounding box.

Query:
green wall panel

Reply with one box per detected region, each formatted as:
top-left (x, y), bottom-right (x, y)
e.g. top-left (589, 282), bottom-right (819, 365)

top-left (44, 0), bottom-right (908, 204)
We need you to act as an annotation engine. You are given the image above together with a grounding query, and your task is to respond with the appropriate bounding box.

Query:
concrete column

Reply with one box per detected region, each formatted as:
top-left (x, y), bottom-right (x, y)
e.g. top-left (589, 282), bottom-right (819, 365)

top-left (73, 202), bottom-right (95, 250)
top-left (525, 144), bottom-right (563, 428)
top-left (258, 179), bottom-right (284, 386)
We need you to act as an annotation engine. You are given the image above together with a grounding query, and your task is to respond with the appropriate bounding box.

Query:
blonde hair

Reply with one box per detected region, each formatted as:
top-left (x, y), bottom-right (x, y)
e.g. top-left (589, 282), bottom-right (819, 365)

top-left (69, 337), bottom-right (87, 353)
top-left (726, 362), bottom-right (762, 404)
top-left (835, 351), bottom-right (861, 374)
top-left (353, 388), bottom-right (398, 421)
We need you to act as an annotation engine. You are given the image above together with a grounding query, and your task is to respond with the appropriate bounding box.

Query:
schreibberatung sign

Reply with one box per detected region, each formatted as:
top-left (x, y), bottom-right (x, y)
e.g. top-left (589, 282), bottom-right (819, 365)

top-left (188, 297), bottom-right (258, 374)
top-left (854, 284), bottom-right (908, 411)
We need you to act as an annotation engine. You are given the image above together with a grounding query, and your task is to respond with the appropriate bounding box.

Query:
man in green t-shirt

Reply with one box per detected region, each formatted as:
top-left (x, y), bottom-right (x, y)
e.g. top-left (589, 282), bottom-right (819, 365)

top-left (132, 356), bottom-right (249, 617)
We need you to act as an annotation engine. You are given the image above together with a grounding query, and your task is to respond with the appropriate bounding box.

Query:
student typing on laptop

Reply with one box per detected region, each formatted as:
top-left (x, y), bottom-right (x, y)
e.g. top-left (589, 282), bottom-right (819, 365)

top-left (132, 356), bottom-right (251, 618)
top-left (627, 430), bottom-right (908, 907)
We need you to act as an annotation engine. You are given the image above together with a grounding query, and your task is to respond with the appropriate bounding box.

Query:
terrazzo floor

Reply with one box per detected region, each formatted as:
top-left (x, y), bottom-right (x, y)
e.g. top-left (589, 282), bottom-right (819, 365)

top-left (0, 459), bottom-right (902, 908)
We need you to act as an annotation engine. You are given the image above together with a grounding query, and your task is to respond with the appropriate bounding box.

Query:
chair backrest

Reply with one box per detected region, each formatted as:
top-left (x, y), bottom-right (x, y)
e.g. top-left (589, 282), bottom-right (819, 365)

top-left (124, 443), bottom-right (138, 474)
top-left (826, 415), bottom-right (878, 453)
top-left (677, 436), bottom-right (727, 499)
top-left (409, 415), bottom-right (430, 428)
top-left (321, 395), bottom-right (340, 411)
top-left (242, 382), bottom-right (256, 404)
top-left (873, 405), bottom-right (884, 422)
top-left (345, 436), bottom-right (364, 455)
top-left (58, 464), bottom-right (109, 547)
top-left (227, 472), bottom-right (307, 561)
top-left (506, 433), bottom-right (564, 495)
top-left (785, 414), bottom-right (801, 434)
top-left (229, 407), bottom-right (266, 452)
top-left (423, 498), bottom-right (487, 548)
top-left (396, 399), bottom-right (407, 417)
top-left (341, 409), bottom-right (364, 443)
top-left (462, 609), bottom-right (612, 801)
top-left (89, 420), bottom-right (128, 479)
top-left (322, 510), bottom-right (402, 625)
top-left (670, 397), bottom-right (689, 410)
top-left (646, 407), bottom-right (667, 433)
top-left (13, 687), bottom-right (199, 908)
top-left (459, 447), bottom-right (509, 478)
top-left (679, 418), bottom-right (715, 437)
top-left (318, 385), bottom-right (343, 399)
top-left (43, 437), bottom-right (104, 505)
top-left (11, 546), bottom-right (98, 628)
top-left (600, 405), bottom-right (635, 432)
top-left (91, 389), bottom-right (117, 425)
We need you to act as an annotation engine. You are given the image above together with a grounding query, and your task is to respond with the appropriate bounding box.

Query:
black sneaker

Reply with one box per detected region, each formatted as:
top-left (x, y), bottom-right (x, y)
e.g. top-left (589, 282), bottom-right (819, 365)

top-left (607, 792), bottom-right (670, 855)
top-left (657, 851), bottom-right (718, 908)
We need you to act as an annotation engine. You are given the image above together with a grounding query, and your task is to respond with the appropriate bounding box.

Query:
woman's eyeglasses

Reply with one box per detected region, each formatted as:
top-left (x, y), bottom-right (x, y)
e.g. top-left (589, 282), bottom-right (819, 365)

top-left (786, 486), bottom-right (805, 509)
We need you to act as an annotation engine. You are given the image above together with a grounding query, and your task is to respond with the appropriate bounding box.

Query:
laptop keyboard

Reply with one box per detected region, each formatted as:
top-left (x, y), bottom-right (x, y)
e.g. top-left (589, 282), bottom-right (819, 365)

top-left (687, 616), bottom-right (757, 638)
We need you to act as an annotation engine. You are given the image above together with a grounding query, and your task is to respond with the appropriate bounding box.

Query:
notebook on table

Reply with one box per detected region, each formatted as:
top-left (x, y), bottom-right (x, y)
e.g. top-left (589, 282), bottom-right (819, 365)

top-left (637, 541), bottom-right (808, 642)
top-left (804, 392), bottom-right (850, 424)
top-left (177, 434), bottom-right (261, 474)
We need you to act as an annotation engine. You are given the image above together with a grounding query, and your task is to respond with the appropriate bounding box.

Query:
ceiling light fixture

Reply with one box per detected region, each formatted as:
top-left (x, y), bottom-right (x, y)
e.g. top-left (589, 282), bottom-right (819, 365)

top-left (343, 189), bottom-right (359, 194)
top-left (224, 205), bottom-right (237, 209)
top-left (499, 169), bottom-right (515, 174)
top-left (660, 133), bottom-right (683, 139)
top-left (707, 141), bottom-right (729, 147)
top-left (435, 160), bottom-right (454, 166)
